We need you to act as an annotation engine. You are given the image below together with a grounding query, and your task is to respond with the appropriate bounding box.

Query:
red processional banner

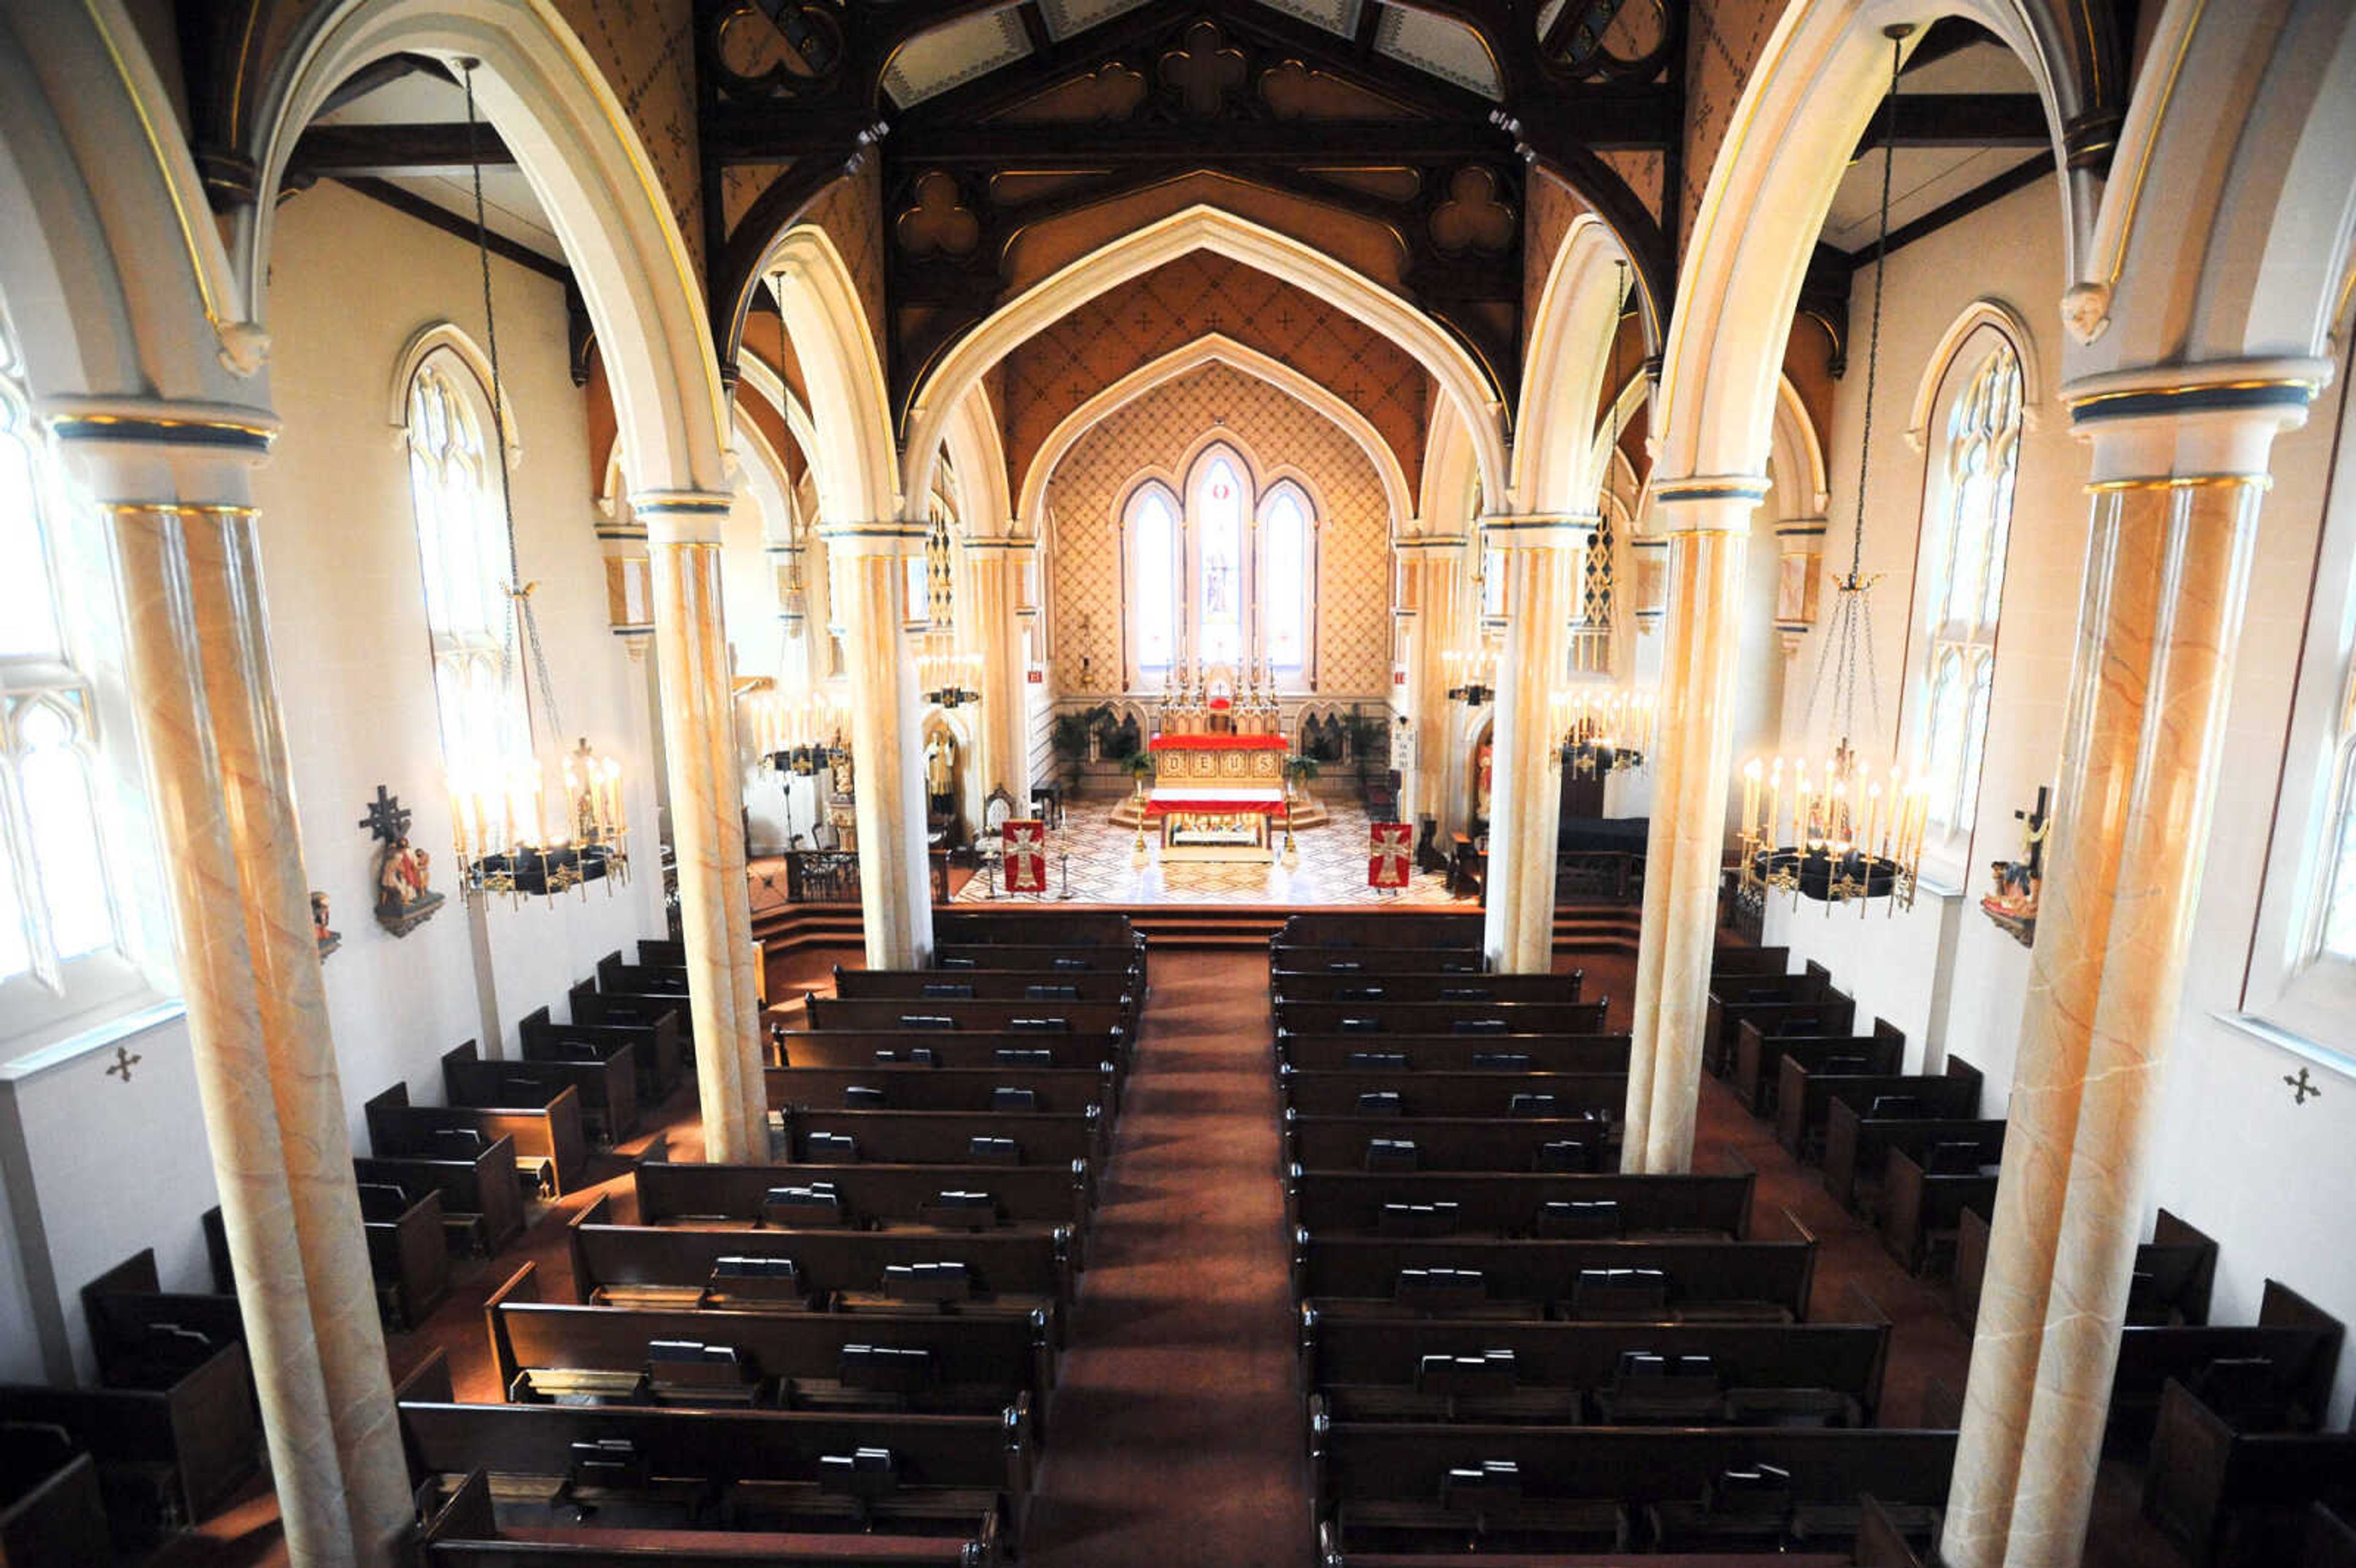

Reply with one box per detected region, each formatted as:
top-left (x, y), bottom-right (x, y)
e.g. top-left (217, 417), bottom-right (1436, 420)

top-left (1002, 821), bottom-right (1049, 893)
top-left (1368, 821), bottom-right (1414, 890)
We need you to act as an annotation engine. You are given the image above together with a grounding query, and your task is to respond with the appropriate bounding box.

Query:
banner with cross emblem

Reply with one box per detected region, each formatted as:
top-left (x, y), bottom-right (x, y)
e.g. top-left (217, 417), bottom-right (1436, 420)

top-left (1002, 820), bottom-right (1049, 894)
top-left (1368, 821), bottom-right (1413, 890)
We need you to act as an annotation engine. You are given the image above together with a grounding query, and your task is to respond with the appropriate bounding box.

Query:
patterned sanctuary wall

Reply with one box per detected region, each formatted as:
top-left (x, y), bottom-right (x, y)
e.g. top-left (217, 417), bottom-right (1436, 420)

top-left (1680, 0), bottom-right (1787, 252)
top-left (551, 0), bottom-right (705, 280)
top-left (1042, 363), bottom-right (1396, 699)
top-left (1001, 253), bottom-right (1430, 504)
top-left (800, 161), bottom-right (890, 373)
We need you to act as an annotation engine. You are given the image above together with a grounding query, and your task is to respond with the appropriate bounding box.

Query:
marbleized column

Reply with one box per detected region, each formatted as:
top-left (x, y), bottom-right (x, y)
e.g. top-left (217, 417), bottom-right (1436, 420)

top-left (1480, 517), bottom-right (1592, 973)
top-left (1622, 482), bottom-right (1763, 1173)
top-left (62, 405), bottom-right (405, 1566)
top-left (596, 499), bottom-right (654, 658)
top-left (1403, 536), bottom-right (1469, 839)
top-left (1941, 367), bottom-right (2322, 1568)
top-left (964, 535), bottom-right (1033, 810)
top-left (636, 493), bottom-right (768, 1163)
top-left (822, 522), bottom-right (934, 967)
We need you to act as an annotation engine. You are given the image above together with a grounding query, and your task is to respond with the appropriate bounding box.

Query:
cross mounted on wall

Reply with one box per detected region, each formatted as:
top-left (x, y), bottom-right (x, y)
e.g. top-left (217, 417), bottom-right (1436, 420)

top-left (2284, 1067), bottom-right (2322, 1107)
top-left (105, 1045), bottom-right (141, 1083)
top-left (358, 784), bottom-right (414, 845)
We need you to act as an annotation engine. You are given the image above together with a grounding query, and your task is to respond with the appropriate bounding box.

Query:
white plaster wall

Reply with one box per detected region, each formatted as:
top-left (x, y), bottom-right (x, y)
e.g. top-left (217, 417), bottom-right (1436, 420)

top-left (251, 180), bottom-right (665, 1136)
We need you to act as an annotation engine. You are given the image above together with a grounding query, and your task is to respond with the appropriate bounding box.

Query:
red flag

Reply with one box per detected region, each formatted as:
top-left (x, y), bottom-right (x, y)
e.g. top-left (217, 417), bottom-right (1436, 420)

top-left (1003, 820), bottom-right (1049, 893)
top-left (1368, 821), bottom-right (1413, 890)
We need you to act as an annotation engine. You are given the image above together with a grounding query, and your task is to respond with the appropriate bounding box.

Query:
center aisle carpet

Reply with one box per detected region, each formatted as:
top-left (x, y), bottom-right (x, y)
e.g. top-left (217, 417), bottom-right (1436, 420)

top-left (1023, 949), bottom-right (1311, 1568)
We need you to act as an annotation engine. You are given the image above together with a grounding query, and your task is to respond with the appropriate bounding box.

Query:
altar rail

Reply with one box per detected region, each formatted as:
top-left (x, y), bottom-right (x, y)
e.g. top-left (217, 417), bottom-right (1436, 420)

top-left (752, 850), bottom-right (952, 908)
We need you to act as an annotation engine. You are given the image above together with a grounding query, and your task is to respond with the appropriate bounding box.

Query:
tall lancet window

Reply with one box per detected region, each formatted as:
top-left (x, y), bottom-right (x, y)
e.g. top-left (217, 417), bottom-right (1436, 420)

top-left (1912, 337), bottom-right (2020, 842)
top-left (0, 318), bottom-right (128, 1000)
top-left (1260, 482), bottom-right (1315, 682)
top-left (1124, 482), bottom-right (1181, 683)
top-left (406, 348), bottom-right (529, 778)
top-left (1195, 452), bottom-right (1247, 666)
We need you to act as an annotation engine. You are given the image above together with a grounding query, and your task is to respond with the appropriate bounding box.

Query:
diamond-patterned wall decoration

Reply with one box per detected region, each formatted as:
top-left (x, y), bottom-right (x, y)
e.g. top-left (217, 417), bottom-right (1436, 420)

top-left (1002, 252), bottom-right (1430, 503)
top-left (553, 0), bottom-right (704, 282)
top-left (1044, 362), bottom-right (1395, 700)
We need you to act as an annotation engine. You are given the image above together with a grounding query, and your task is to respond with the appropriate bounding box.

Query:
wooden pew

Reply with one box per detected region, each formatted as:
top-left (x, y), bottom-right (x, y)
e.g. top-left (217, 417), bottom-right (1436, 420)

top-left (1877, 1144), bottom-right (2001, 1274)
top-left (420, 1466), bottom-right (995, 1566)
top-left (1823, 1112), bottom-right (2002, 1215)
top-left (933, 910), bottom-right (1138, 945)
top-left (0, 1339), bottom-right (260, 1541)
top-left (484, 1259), bottom-right (1054, 1420)
top-left (1272, 971), bottom-right (1585, 1005)
top-left (804, 996), bottom-right (1131, 1037)
top-left (1274, 999), bottom-right (1611, 1037)
top-left (1269, 942), bottom-right (1488, 977)
top-left (1279, 1067), bottom-right (1628, 1121)
top-left (783, 1107), bottom-right (1103, 1169)
top-left (1312, 1417), bottom-right (1955, 1559)
top-left (445, 1037), bottom-right (639, 1145)
top-left (1710, 945), bottom-right (1792, 978)
top-left (399, 1361), bottom-right (1030, 1553)
top-left (1956, 1205), bottom-right (2219, 1334)
top-left (568, 1196), bottom-right (1075, 1331)
top-left (1773, 1056), bottom-right (1982, 1163)
top-left (1277, 1031), bottom-right (1633, 1075)
top-left (1703, 986), bottom-right (1854, 1079)
top-left (634, 1158), bottom-right (1091, 1238)
top-left (526, 1002), bottom-right (683, 1102)
top-left (79, 1250), bottom-right (247, 1397)
top-left (831, 968), bottom-right (1138, 1007)
top-left (0, 1430), bottom-right (114, 1567)
top-left (1285, 1170), bottom-right (1754, 1240)
top-left (764, 1063), bottom-right (1115, 1118)
top-left (2144, 1377), bottom-right (2356, 1568)
top-left (2100, 1279), bottom-right (2344, 1453)
top-left (1288, 1113), bottom-right (1620, 1174)
top-left (1294, 1231), bottom-right (1816, 1323)
top-left (366, 1081), bottom-right (591, 1199)
top-left (355, 1135), bottom-right (528, 1256)
top-left (769, 1030), bottom-right (1125, 1077)
top-left (598, 947), bottom-right (691, 999)
top-left (1277, 912), bottom-right (1484, 948)
top-left (932, 941), bottom-right (1141, 975)
top-left (1301, 1316), bottom-right (1890, 1428)
top-left (1731, 1018), bottom-right (1905, 1118)
top-left (566, 985), bottom-right (691, 1078)
top-left (355, 1182), bottom-right (451, 1328)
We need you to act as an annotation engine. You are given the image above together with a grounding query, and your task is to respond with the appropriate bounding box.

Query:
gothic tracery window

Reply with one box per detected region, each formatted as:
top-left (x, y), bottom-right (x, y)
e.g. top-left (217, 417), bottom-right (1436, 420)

top-left (1912, 337), bottom-right (2020, 840)
top-left (1260, 481), bottom-right (1316, 681)
top-left (405, 349), bottom-right (529, 780)
top-left (1119, 448), bottom-right (1320, 688)
top-left (1124, 482), bottom-right (1181, 681)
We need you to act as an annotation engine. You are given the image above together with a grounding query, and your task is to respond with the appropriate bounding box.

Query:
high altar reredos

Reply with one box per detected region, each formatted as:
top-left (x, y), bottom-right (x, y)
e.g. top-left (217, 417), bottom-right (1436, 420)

top-left (1109, 682), bottom-right (1328, 860)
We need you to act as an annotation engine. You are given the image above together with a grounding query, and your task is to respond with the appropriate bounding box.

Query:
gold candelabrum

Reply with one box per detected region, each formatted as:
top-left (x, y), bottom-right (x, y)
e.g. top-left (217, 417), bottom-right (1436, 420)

top-left (1444, 645), bottom-right (1498, 705)
top-left (1734, 742), bottom-right (1929, 915)
top-left (1547, 684), bottom-right (1658, 777)
top-left (450, 737), bottom-right (630, 905)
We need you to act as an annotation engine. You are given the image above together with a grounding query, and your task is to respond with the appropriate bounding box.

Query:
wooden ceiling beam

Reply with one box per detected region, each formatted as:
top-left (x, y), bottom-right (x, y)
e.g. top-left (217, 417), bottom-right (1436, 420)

top-left (288, 121), bottom-right (515, 177)
top-left (890, 118), bottom-right (1519, 166)
top-left (1850, 93), bottom-right (2050, 156)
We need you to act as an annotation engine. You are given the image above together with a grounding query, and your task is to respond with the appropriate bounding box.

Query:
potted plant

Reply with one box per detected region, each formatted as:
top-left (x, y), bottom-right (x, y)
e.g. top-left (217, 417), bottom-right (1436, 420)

top-left (1123, 750), bottom-right (1157, 799)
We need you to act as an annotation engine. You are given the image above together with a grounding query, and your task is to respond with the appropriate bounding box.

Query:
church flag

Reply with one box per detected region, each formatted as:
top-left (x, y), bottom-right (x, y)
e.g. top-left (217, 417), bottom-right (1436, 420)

top-left (1003, 820), bottom-right (1049, 894)
top-left (1369, 821), bottom-right (1413, 890)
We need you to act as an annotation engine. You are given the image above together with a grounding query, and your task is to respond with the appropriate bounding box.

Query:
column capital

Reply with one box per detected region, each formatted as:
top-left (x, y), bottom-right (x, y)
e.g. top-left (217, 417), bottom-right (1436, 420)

top-left (1479, 513), bottom-right (1597, 551)
top-left (818, 520), bottom-right (930, 558)
top-left (2064, 356), bottom-right (2331, 482)
top-left (632, 490), bottom-right (734, 546)
top-left (960, 535), bottom-right (1036, 555)
top-left (1393, 532), bottom-right (1472, 553)
top-left (1651, 474), bottom-right (1771, 507)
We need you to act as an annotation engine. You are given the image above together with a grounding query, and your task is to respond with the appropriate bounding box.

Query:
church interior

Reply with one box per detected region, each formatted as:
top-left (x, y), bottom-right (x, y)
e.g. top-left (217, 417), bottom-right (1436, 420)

top-left (1, 1), bottom-right (2353, 1564)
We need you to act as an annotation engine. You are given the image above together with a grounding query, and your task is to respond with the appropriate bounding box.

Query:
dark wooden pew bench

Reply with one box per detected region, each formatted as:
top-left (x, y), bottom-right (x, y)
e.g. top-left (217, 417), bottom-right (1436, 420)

top-left (0, 1428), bottom-right (114, 1567)
top-left (355, 1134), bottom-right (528, 1256)
top-left (1773, 1056), bottom-right (1982, 1164)
top-left (526, 1002), bottom-right (683, 1102)
top-left (1277, 1031), bottom-right (1632, 1075)
top-left (1703, 988), bottom-right (1855, 1081)
top-left (931, 940), bottom-right (1141, 975)
top-left (1955, 1205), bottom-right (2219, 1334)
top-left (1823, 1111), bottom-right (2002, 1215)
top-left (1272, 971), bottom-right (1585, 1005)
top-left (1279, 1067), bottom-right (1629, 1121)
top-left (445, 1037), bottom-right (639, 1145)
top-left (354, 1182), bottom-right (450, 1328)
top-left (1732, 1019), bottom-right (1904, 1119)
top-left (1269, 943), bottom-right (1489, 978)
top-left (2144, 1377), bottom-right (2356, 1568)
top-left (485, 1259), bottom-right (1055, 1423)
top-left (1284, 1170), bottom-right (1754, 1242)
top-left (1876, 1145), bottom-right (2001, 1275)
top-left (832, 967), bottom-right (1138, 1009)
top-left (770, 1029), bottom-right (1126, 1078)
top-left (1293, 1231), bottom-right (1816, 1324)
top-left (782, 1106), bottom-right (1104, 1170)
top-left (1276, 912), bottom-right (1485, 948)
top-left (367, 1081), bottom-right (591, 1198)
top-left (765, 1063), bottom-right (1116, 1120)
top-left (1287, 1113), bottom-right (1622, 1175)
top-left (2101, 1278), bottom-right (2344, 1455)
top-left (635, 1157), bottom-right (1093, 1239)
top-left (804, 995), bottom-right (1133, 1038)
top-left (1275, 999), bottom-right (1611, 1038)
top-left (1301, 1315), bottom-right (1890, 1429)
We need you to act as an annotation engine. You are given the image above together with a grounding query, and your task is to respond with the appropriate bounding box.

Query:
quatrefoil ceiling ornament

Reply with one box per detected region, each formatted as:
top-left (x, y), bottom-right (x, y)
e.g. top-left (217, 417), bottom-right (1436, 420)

top-left (1049, 62), bottom-right (1149, 123)
top-left (1536, 0), bottom-right (1677, 83)
top-left (1160, 20), bottom-right (1248, 117)
top-left (896, 172), bottom-right (983, 259)
top-left (1428, 166), bottom-right (1517, 256)
top-left (710, 0), bottom-right (845, 99)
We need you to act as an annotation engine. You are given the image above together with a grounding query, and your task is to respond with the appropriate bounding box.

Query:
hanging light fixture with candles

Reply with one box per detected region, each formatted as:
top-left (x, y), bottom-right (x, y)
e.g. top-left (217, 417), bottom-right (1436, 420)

top-left (1738, 25), bottom-right (1928, 913)
top-left (444, 61), bottom-right (628, 904)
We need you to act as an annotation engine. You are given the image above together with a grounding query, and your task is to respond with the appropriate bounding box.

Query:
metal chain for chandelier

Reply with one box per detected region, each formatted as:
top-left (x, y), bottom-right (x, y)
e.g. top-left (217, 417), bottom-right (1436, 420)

top-left (448, 60), bottom-right (629, 902)
top-left (1736, 25), bottom-right (1930, 913)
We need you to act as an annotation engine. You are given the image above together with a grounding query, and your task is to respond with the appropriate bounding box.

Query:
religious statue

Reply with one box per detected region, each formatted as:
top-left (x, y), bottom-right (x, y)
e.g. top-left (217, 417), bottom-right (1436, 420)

top-left (1475, 740), bottom-right (1495, 820)
top-left (358, 785), bottom-right (444, 936)
top-left (1979, 785), bottom-right (2049, 944)
top-left (925, 733), bottom-right (957, 804)
top-left (312, 890), bottom-right (341, 959)
top-left (379, 837), bottom-right (432, 913)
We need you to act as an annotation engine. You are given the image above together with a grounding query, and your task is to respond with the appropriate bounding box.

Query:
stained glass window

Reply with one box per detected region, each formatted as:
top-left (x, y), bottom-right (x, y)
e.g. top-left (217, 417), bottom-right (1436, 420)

top-left (1125, 483), bottom-right (1180, 679)
top-left (1196, 456), bottom-right (1245, 665)
top-left (1261, 483), bottom-right (1314, 678)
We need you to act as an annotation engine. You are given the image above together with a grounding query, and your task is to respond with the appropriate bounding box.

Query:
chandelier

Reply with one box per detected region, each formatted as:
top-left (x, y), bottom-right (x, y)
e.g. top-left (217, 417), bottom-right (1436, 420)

top-left (1444, 645), bottom-right (1498, 705)
top-left (446, 62), bottom-right (626, 904)
top-left (747, 686), bottom-right (849, 775)
top-left (1549, 683), bottom-right (1657, 777)
top-left (1738, 24), bottom-right (1927, 913)
top-left (919, 647), bottom-right (982, 709)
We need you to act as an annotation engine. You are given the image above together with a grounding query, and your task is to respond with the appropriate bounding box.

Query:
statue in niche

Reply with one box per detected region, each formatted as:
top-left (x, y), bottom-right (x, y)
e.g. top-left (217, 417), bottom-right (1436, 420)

top-left (925, 733), bottom-right (957, 808)
top-left (1474, 739), bottom-right (1494, 820)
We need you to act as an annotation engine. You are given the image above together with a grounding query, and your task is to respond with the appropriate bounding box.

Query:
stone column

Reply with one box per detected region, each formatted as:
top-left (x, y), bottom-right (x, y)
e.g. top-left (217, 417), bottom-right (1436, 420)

top-left (1403, 536), bottom-right (1469, 840)
top-left (596, 498), bottom-right (653, 659)
top-left (636, 492), bottom-right (768, 1163)
top-left (1622, 482), bottom-right (1763, 1173)
top-left (63, 405), bottom-right (407, 1566)
top-left (1479, 517), bottom-right (1592, 972)
top-left (822, 522), bottom-right (934, 967)
top-left (1941, 367), bottom-right (2322, 1568)
top-left (964, 534), bottom-right (1034, 811)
